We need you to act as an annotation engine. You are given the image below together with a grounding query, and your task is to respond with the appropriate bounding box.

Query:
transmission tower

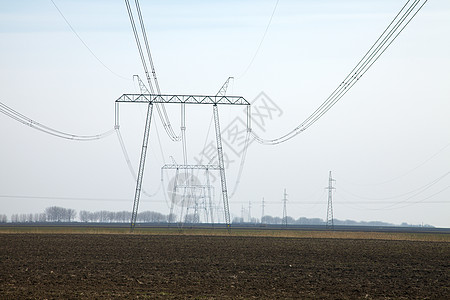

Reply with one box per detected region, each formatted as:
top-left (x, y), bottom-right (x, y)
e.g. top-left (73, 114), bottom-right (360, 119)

top-left (116, 94), bottom-right (250, 231)
top-left (325, 171), bottom-right (336, 230)
top-left (121, 0), bottom-right (245, 231)
top-left (261, 197), bottom-right (265, 225)
top-left (248, 200), bottom-right (252, 223)
top-left (162, 164), bottom-right (217, 225)
top-left (282, 189), bottom-right (288, 227)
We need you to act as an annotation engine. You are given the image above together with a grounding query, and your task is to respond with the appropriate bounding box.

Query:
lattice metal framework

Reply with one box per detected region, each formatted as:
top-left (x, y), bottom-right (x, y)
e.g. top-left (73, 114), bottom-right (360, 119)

top-left (162, 164), bottom-right (217, 225)
top-left (161, 164), bottom-right (220, 171)
top-left (116, 94), bottom-right (249, 105)
top-left (326, 171), bottom-right (336, 230)
top-left (282, 189), bottom-right (288, 227)
top-left (116, 94), bottom-right (249, 231)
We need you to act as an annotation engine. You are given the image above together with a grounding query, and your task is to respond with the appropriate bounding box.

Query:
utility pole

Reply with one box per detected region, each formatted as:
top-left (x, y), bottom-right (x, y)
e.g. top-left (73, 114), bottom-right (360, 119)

top-left (282, 188), bottom-right (288, 227)
top-left (326, 171), bottom-right (336, 230)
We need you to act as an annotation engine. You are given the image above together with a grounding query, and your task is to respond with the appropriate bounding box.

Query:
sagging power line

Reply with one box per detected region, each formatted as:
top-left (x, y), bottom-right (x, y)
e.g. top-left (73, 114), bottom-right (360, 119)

top-left (50, 0), bottom-right (129, 80)
top-left (124, 0), bottom-right (180, 143)
top-left (0, 100), bottom-right (114, 141)
top-left (252, 0), bottom-right (428, 145)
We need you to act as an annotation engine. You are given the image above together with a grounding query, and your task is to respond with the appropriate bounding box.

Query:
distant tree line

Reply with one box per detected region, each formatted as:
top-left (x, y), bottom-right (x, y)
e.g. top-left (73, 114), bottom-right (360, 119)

top-left (233, 215), bottom-right (428, 227)
top-left (8, 206), bottom-right (77, 223)
top-left (1, 206), bottom-right (433, 227)
top-left (3, 207), bottom-right (173, 223)
top-left (233, 216), bottom-right (326, 225)
top-left (79, 210), bottom-right (174, 223)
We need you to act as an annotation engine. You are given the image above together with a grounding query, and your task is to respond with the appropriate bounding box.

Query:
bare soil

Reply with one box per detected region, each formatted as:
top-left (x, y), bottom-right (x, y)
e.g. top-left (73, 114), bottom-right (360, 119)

top-left (0, 233), bottom-right (449, 299)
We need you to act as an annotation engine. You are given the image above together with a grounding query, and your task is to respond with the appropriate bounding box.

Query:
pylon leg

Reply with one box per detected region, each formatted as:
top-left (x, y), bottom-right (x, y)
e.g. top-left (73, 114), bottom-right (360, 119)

top-left (213, 104), bottom-right (231, 228)
top-left (130, 103), bottom-right (153, 232)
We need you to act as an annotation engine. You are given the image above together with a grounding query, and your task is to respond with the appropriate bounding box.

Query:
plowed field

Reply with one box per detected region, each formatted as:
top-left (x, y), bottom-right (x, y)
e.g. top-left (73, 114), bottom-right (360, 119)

top-left (1, 233), bottom-right (449, 299)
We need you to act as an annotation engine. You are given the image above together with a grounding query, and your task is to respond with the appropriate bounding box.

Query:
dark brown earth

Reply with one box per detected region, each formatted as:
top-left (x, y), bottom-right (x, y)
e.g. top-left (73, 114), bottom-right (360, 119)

top-left (0, 233), bottom-right (449, 299)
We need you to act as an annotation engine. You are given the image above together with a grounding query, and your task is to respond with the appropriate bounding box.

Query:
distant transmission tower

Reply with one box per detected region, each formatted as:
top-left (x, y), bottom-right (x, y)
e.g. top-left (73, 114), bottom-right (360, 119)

top-left (325, 171), bottom-right (336, 230)
top-left (261, 197), bottom-right (265, 225)
top-left (248, 200), bottom-right (252, 223)
top-left (282, 189), bottom-right (288, 227)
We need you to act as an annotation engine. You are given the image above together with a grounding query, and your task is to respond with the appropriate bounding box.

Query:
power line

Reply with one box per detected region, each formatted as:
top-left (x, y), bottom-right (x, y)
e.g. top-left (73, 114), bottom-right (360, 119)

top-left (50, 0), bottom-right (129, 80)
top-left (252, 0), bottom-right (428, 145)
top-left (336, 187), bottom-right (450, 211)
top-left (0, 195), bottom-right (166, 203)
top-left (341, 141), bottom-right (450, 187)
top-left (124, 0), bottom-right (180, 142)
top-left (115, 128), bottom-right (162, 198)
top-left (339, 171), bottom-right (450, 201)
top-left (0, 100), bottom-right (114, 141)
top-left (2, 193), bottom-right (445, 206)
top-left (133, 0), bottom-right (180, 142)
top-left (239, 0), bottom-right (280, 78)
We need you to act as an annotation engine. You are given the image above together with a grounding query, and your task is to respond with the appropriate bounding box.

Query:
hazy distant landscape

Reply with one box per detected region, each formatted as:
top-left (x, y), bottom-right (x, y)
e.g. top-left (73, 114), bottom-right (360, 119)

top-left (0, 205), bottom-right (436, 228)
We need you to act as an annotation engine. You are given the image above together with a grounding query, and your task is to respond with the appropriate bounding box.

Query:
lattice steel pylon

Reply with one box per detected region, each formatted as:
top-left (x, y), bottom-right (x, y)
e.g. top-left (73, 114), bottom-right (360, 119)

top-left (261, 197), bottom-right (265, 225)
top-left (282, 189), bottom-right (288, 227)
top-left (325, 171), bottom-right (336, 230)
top-left (161, 164), bottom-right (219, 226)
top-left (116, 94), bottom-right (250, 231)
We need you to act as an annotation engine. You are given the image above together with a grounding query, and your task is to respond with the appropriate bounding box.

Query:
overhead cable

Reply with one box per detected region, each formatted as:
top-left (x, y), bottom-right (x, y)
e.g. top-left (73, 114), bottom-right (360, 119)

top-left (339, 171), bottom-right (450, 201)
top-left (50, 0), bottom-right (129, 80)
top-left (134, 0), bottom-right (179, 140)
top-left (115, 128), bottom-right (162, 197)
top-left (124, 0), bottom-right (181, 142)
top-left (240, 0), bottom-right (280, 77)
top-left (252, 0), bottom-right (428, 145)
top-left (0, 100), bottom-right (113, 141)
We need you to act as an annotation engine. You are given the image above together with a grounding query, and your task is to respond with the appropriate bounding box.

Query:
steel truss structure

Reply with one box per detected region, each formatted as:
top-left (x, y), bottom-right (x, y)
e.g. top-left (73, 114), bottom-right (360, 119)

top-left (161, 163), bottom-right (219, 225)
top-left (116, 94), bottom-right (250, 231)
top-left (326, 171), bottom-right (336, 230)
top-left (282, 189), bottom-right (288, 227)
top-left (116, 94), bottom-right (248, 105)
top-left (171, 184), bottom-right (214, 224)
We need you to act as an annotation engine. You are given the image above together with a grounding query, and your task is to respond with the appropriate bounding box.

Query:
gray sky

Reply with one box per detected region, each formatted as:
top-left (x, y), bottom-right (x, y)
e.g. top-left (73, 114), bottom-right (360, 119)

top-left (1, 0), bottom-right (449, 227)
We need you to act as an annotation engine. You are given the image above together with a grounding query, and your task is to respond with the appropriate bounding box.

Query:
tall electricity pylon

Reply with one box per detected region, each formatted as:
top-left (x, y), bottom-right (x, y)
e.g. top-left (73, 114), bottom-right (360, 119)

top-left (282, 188), bottom-right (288, 227)
top-left (261, 197), bottom-right (265, 225)
top-left (161, 164), bottom-right (218, 225)
top-left (248, 200), bottom-right (252, 223)
top-left (325, 171), bottom-right (336, 230)
top-left (116, 94), bottom-right (249, 231)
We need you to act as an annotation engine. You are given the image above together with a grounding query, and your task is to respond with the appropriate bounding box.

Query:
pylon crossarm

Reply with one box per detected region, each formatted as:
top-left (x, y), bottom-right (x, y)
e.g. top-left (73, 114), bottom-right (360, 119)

top-left (116, 94), bottom-right (249, 105)
top-left (161, 164), bottom-right (220, 170)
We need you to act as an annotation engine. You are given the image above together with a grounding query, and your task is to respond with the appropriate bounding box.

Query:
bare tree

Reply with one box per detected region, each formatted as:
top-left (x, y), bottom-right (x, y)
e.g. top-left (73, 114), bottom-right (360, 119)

top-left (66, 209), bottom-right (77, 222)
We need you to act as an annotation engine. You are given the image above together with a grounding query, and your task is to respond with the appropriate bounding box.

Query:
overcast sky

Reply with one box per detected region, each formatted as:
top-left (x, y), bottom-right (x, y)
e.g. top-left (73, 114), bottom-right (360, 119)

top-left (1, 0), bottom-right (449, 227)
